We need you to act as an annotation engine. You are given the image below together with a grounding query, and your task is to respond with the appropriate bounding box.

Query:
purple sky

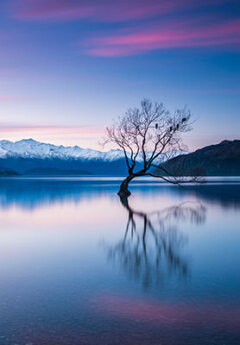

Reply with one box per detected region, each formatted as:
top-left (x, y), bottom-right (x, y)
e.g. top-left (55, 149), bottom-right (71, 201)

top-left (0, 0), bottom-right (239, 150)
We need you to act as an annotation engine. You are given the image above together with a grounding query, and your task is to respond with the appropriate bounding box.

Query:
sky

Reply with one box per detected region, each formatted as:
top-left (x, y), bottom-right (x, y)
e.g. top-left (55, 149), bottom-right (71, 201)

top-left (0, 0), bottom-right (239, 151)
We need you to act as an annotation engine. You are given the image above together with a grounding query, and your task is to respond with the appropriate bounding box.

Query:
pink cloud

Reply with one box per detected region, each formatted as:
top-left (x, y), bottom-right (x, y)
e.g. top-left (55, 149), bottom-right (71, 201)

top-left (10, 0), bottom-right (234, 22)
top-left (9, 1), bottom-right (239, 57)
top-left (0, 124), bottom-right (104, 136)
top-left (0, 124), bottom-right (105, 149)
top-left (10, 0), bottom-right (97, 21)
top-left (84, 18), bottom-right (240, 56)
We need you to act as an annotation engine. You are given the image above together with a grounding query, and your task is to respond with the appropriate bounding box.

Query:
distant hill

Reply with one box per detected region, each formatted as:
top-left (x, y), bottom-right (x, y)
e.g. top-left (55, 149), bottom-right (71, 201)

top-left (160, 140), bottom-right (240, 176)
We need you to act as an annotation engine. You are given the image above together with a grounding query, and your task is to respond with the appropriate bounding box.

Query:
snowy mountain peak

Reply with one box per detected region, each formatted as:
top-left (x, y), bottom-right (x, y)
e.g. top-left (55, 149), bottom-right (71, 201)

top-left (17, 138), bottom-right (37, 143)
top-left (0, 139), bottom-right (187, 163)
top-left (0, 139), bottom-right (125, 161)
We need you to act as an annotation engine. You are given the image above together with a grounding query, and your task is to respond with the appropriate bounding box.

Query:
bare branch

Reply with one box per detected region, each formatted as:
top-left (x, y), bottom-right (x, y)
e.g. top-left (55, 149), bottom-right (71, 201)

top-left (103, 99), bottom-right (198, 196)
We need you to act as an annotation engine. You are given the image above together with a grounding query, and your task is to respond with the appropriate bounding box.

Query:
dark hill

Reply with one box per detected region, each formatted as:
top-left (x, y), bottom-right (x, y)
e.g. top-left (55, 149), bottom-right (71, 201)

top-left (160, 140), bottom-right (240, 176)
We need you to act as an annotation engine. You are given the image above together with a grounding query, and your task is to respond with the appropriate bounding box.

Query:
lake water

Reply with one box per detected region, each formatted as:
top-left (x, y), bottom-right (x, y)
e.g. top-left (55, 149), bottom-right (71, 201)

top-left (0, 178), bottom-right (240, 345)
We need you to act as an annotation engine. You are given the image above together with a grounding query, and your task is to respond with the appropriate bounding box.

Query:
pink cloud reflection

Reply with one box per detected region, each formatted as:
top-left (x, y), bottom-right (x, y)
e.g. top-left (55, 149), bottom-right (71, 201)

top-left (95, 294), bottom-right (240, 330)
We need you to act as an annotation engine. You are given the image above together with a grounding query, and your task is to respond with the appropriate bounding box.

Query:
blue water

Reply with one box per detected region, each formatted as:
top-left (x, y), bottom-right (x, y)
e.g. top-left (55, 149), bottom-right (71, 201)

top-left (0, 178), bottom-right (240, 345)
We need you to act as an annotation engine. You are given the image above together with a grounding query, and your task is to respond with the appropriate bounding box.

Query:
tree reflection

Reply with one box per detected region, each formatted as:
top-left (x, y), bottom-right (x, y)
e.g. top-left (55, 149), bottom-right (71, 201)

top-left (105, 196), bottom-right (206, 288)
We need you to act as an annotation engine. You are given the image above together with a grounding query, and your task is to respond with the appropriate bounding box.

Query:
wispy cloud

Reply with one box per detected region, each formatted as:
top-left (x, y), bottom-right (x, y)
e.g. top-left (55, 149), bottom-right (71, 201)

top-left (83, 18), bottom-right (240, 56)
top-left (0, 124), bottom-right (105, 149)
top-left (10, 0), bottom-right (235, 22)
top-left (0, 123), bottom-right (102, 133)
top-left (9, 0), bottom-right (240, 56)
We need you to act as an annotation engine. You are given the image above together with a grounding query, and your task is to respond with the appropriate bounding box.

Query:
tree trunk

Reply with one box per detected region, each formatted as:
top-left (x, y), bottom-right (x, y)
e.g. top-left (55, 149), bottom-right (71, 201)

top-left (118, 172), bottom-right (145, 197)
top-left (118, 175), bottom-right (135, 197)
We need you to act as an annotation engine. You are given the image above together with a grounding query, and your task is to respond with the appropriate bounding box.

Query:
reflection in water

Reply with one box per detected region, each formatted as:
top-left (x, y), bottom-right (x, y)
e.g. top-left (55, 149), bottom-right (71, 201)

top-left (105, 196), bottom-right (206, 288)
top-left (0, 179), bottom-right (239, 345)
top-left (95, 293), bottom-right (240, 339)
top-left (0, 178), bottom-right (109, 210)
top-left (181, 184), bottom-right (240, 209)
top-left (0, 178), bottom-right (240, 210)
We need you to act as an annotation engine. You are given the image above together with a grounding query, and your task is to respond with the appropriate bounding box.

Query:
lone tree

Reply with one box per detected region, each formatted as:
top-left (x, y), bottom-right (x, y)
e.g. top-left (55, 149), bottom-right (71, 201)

top-left (104, 99), bottom-right (196, 197)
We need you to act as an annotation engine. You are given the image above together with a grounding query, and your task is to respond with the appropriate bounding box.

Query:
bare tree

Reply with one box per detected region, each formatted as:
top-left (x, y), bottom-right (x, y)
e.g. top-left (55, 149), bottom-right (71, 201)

top-left (104, 99), bottom-right (196, 197)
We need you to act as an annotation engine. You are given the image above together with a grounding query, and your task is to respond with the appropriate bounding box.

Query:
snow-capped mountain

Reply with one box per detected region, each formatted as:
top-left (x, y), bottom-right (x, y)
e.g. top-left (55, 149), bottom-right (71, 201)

top-left (0, 139), bottom-right (188, 176)
top-left (0, 139), bottom-right (135, 175)
top-left (0, 139), bottom-right (187, 162)
top-left (0, 139), bottom-right (125, 161)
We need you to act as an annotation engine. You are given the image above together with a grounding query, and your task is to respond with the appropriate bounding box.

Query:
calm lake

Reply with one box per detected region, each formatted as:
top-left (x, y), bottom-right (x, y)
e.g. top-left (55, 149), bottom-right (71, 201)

top-left (0, 178), bottom-right (240, 345)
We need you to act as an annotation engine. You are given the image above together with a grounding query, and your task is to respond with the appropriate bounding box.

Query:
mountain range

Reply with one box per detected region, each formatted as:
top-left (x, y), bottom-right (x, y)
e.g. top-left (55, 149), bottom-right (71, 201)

top-left (0, 139), bottom-right (126, 161)
top-left (0, 139), bottom-right (239, 177)
top-left (0, 139), bottom-right (131, 176)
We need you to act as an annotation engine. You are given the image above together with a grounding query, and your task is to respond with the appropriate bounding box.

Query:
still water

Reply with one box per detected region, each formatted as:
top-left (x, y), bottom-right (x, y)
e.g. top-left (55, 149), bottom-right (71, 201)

top-left (0, 178), bottom-right (240, 345)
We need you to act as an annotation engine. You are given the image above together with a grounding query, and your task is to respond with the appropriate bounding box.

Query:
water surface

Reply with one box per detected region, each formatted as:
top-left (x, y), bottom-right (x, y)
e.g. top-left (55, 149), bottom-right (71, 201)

top-left (0, 178), bottom-right (240, 345)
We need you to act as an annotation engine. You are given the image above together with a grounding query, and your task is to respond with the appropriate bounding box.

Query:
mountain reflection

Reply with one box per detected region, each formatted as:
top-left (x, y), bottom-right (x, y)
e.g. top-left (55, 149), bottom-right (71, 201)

top-left (0, 178), bottom-right (239, 210)
top-left (105, 196), bottom-right (206, 288)
top-left (0, 178), bottom-right (116, 210)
